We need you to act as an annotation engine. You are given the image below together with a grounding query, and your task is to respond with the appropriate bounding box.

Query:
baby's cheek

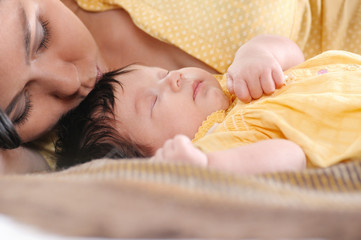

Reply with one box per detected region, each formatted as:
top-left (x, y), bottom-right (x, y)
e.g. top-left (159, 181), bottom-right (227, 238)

top-left (210, 88), bottom-right (230, 111)
top-left (146, 135), bottom-right (167, 155)
top-left (219, 92), bottom-right (231, 110)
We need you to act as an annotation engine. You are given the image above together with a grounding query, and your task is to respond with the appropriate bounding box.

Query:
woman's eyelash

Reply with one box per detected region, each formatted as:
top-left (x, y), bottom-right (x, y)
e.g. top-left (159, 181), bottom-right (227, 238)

top-left (38, 19), bottom-right (51, 51)
top-left (13, 93), bottom-right (33, 126)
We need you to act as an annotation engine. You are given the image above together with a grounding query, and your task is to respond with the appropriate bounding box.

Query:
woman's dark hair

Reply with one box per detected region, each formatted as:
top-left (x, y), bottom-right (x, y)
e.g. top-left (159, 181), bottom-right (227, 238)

top-left (0, 109), bottom-right (21, 149)
top-left (55, 68), bottom-right (151, 170)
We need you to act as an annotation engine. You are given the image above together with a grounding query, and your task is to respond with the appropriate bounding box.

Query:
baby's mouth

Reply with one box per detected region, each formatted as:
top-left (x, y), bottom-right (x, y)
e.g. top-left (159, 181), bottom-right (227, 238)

top-left (193, 81), bottom-right (202, 100)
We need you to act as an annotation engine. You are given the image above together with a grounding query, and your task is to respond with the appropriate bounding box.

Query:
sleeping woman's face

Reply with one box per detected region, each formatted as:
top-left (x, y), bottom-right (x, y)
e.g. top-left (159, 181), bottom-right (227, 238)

top-left (0, 0), bottom-right (106, 143)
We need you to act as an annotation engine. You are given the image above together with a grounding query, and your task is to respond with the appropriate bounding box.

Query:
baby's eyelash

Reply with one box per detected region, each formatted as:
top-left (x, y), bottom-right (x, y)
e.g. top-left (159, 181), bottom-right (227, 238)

top-left (151, 95), bottom-right (158, 116)
top-left (38, 19), bottom-right (51, 51)
top-left (153, 95), bottom-right (158, 106)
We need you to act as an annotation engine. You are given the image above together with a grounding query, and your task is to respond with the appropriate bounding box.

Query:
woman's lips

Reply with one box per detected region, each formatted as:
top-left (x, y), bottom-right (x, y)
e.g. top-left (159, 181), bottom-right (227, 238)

top-left (193, 81), bottom-right (202, 100)
top-left (96, 66), bottom-right (103, 83)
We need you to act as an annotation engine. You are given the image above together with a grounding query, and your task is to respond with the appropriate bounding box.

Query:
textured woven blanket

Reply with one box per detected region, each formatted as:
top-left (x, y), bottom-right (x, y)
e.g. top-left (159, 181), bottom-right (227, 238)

top-left (0, 159), bottom-right (360, 238)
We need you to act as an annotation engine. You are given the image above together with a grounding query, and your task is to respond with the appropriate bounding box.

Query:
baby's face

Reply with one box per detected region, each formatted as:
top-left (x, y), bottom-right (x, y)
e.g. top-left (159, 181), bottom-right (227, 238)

top-left (112, 65), bottom-right (229, 154)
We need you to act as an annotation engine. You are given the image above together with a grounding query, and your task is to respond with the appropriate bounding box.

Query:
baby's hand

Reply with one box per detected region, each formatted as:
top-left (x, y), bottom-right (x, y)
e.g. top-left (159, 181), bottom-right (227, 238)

top-left (227, 50), bottom-right (285, 103)
top-left (151, 135), bottom-right (208, 167)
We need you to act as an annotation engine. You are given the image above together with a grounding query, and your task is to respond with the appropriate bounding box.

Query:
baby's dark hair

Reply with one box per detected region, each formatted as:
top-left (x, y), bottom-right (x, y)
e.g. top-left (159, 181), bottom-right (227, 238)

top-left (55, 67), bottom-right (152, 170)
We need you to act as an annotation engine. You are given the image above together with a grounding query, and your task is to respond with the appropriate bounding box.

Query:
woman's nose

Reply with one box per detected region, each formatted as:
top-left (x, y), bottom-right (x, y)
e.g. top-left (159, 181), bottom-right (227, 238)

top-left (164, 71), bottom-right (182, 92)
top-left (32, 62), bottom-right (82, 99)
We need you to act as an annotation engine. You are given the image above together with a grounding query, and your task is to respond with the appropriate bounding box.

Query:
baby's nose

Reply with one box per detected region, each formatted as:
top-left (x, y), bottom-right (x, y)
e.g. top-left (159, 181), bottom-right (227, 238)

top-left (165, 71), bottom-right (182, 92)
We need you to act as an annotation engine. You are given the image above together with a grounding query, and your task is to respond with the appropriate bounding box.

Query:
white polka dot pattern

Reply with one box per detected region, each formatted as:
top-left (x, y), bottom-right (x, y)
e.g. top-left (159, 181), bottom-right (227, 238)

top-left (75, 0), bottom-right (361, 73)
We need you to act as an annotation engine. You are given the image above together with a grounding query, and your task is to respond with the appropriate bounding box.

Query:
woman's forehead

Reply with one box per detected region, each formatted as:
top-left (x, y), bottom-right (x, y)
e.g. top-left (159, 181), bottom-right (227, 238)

top-left (0, 2), bottom-right (27, 107)
top-left (0, 0), bottom-right (21, 13)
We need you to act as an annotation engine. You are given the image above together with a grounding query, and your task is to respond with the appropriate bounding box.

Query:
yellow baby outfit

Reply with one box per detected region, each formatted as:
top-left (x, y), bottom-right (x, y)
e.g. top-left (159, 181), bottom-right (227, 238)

top-left (193, 51), bottom-right (361, 168)
top-left (75, 0), bottom-right (361, 72)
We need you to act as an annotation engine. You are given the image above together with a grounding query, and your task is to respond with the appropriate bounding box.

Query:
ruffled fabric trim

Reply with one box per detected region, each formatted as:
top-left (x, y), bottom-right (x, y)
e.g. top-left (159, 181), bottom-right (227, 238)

top-left (192, 110), bottom-right (226, 142)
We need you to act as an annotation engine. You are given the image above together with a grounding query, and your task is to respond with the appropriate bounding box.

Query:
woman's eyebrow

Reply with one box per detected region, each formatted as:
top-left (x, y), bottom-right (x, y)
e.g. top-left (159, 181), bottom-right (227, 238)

top-left (19, 1), bottom-right (31, 65)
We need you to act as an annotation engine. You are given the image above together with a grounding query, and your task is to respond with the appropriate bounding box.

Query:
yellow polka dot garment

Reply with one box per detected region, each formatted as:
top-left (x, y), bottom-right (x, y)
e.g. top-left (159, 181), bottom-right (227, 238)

top-left (193, 51), bottom-right (361, 168)
top-left (75, 0), bottom-right (361, 73)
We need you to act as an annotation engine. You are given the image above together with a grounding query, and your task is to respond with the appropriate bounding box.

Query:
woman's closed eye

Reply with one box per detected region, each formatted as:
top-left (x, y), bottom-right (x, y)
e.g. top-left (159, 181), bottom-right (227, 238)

top-left (37, 19), bottom-right (51, 52)
top-left (9, 91), bottom-right (33, 127)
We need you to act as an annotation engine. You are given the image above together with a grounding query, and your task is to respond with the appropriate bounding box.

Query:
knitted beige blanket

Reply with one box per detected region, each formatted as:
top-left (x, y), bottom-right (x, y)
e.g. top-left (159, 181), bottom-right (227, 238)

top-left (0, 159), bottom-right (360, 238)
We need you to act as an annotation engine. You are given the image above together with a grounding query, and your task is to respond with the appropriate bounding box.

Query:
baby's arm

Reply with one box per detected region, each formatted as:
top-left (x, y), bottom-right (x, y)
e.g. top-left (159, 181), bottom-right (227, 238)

top-left (227, 34), bottom-right (305, 102)
top-left (206, 139), bottom-right (306, 174)
top-left (152, 135), bottom-right (306, 175)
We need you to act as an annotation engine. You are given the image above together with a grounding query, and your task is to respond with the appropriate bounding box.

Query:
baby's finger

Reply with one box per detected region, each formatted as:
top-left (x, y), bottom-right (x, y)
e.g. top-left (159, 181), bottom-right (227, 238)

top-left (172, 135), bottom-right (192, 146)
top-left (260, 71), bottom-right (276, 95)
top-left (161, 138), bottom-right (175, 154)
top-left (246, 76), bottom-right (263, 100)
top-left (226, 73), bottom-right (234, 94)
top-left (153, 148), bottom-right (165, 162)
top-left (159, 142), bottom-right (177, 161)
top-left (234, 79), bottom-right (252, 103)
top-left (272, 66), bottom-right (285, 88)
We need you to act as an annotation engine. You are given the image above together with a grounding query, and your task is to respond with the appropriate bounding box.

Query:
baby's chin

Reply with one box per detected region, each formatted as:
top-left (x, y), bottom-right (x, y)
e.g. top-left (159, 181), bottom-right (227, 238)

top-left (215, 90), bottom-right (231, 111)
top-left (221, 97), bottom-right (231, 110)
